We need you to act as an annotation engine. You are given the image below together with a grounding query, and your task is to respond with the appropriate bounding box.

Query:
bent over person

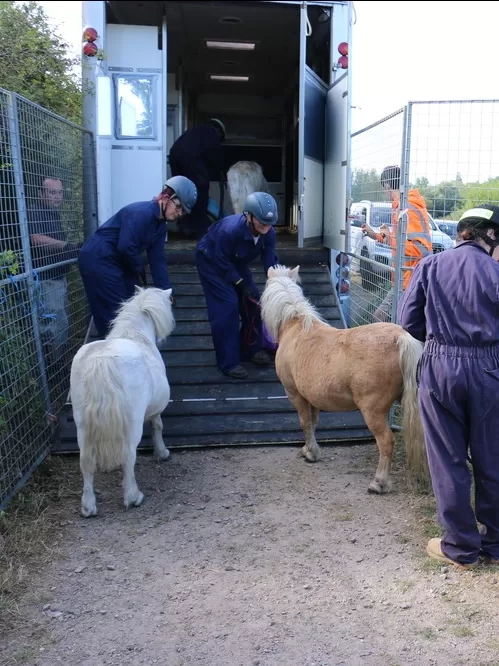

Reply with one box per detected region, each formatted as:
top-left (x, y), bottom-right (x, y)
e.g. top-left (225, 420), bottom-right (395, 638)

top-left (78, 176), bottom-right (197, 338)
top-left (398, 205), bottom-right (499, 569)
top-left (196, 192), bottom-right (279, 379)
top-left (168, 118), bottom-right (226, 239)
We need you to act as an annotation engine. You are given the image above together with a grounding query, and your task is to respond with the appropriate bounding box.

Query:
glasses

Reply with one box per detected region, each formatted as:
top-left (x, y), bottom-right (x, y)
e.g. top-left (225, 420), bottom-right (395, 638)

top-left (170, 197), bottom-right (184, 212)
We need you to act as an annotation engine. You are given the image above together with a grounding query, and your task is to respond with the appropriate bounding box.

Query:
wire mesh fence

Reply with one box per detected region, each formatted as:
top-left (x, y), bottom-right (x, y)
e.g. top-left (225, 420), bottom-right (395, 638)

top-left (346, 99), bottom-right (499, 329)
top-left (0, 89), bottom-right (98, 509)
top-left (347, 109), bottom-right (405, 327)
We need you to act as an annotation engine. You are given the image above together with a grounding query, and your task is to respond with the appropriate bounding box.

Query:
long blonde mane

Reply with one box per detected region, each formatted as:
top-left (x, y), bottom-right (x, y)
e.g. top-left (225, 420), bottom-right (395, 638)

top-left (107, 287), bottom-right (175, 343)
top-left (260, 265), bottom-right (325, 340)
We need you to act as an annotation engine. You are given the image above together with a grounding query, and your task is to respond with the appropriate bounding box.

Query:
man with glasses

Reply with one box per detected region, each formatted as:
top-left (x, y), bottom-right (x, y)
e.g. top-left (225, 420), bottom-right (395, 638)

top-left (78, 176), bottom-right (197, 338)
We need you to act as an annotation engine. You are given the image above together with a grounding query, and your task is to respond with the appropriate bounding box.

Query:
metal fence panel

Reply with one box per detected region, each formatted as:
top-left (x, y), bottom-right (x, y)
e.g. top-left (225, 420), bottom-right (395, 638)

top-left (347, 109), bottom-right (405, 327)
top-left (393, 99), bottom-right (499, 318)
top-left (0, 89), bottom-right (97, 509)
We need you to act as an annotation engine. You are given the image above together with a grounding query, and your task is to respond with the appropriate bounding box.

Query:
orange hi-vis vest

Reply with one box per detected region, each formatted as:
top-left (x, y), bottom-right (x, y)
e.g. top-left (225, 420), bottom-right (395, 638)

top-left (375, 189), bottom-right (432, 290)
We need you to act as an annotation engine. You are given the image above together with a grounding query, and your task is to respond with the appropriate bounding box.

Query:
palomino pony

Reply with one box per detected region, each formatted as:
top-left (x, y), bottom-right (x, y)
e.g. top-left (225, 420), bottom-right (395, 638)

top-left (260, 266), bottom-right (428, 493)
top-left (70, 287), bottom-right (175, 517)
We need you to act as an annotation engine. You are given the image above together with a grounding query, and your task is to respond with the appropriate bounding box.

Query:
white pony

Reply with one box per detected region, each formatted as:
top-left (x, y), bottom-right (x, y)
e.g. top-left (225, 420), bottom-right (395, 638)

top-left (227, 160), bottom-right (270, 214)
top-left (70, 287), bottom-right (175, 517)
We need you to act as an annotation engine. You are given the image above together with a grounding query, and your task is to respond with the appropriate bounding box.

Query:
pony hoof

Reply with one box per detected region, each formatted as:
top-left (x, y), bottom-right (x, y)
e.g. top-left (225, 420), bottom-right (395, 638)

top-left (157, 448), bottom-right (170, 462)
top-left (125, 491), bottom-right (145, 509)
top-left (304, 452), bottom-right (319, 463)
top-left (368, 480), bottom-right (391, 495)
top-left (81, 503), bottom-right (97, 518)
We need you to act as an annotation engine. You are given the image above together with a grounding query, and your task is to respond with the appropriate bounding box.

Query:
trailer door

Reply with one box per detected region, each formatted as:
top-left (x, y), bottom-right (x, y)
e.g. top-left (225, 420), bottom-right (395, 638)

top-left (297, 63), bottom-right (328, 248)
top-left (107, 23), bottom-right (167, 215)
top-left (323, 71), bottom-right (349, 251)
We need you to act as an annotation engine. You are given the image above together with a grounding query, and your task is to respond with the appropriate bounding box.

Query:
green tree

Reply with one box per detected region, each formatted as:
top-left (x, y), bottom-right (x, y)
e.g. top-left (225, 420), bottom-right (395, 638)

top-left (0, 1), bottom-right (81, 122)
top-left (351, 168), bottom-right (383, 202)
top-left (426, 182), bottom-right (464, 219)
top-left (456, 176), bottom-right (499, 217)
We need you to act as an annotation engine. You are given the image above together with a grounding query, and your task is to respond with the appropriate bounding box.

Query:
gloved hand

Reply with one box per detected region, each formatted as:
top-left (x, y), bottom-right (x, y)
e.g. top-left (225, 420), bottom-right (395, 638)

top-left (234, 279), bottom-right (259, 303)
top-left (169, 290), bottom-right (176, 307)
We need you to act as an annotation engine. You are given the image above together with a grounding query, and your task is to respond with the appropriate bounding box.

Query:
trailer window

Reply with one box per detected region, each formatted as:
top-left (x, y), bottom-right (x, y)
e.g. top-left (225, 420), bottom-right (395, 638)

top-left (113, 74), bottom-right (157, 140)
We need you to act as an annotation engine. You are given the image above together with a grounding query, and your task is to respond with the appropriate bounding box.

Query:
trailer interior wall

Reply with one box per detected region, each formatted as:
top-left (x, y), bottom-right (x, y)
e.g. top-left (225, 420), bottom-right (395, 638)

top-left (165, 1), bottom-right (331, 233)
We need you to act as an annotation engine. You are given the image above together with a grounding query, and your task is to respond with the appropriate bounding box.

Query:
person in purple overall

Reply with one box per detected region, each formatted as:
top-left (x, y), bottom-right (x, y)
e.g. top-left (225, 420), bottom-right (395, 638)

top-left (78, 176), bottom-right (197, 338)
top-left (196, 192), bottom-right (279, 379)
top-left (398, 205), bottom-right (499, 569)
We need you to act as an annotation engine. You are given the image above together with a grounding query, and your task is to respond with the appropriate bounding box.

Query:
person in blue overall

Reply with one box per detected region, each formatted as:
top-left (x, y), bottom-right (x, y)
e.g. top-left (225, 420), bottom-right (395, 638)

top-left (78, 176), bottom-right (197, 338)
top-left (196, 192), bottom-right (279, 379)
top-left (398, 205), bottom-right (499, 569)
top-left (168, 118), bottom-right (225, 240)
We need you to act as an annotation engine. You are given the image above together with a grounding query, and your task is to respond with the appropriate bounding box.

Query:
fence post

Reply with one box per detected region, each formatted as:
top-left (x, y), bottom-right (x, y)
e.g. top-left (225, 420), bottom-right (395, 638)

top-left (6, 92), bottom-right (53, 419)
top-left (82, 131), bottom-right (99, 239)
top-left (391, 103), bottom-right (412, 324)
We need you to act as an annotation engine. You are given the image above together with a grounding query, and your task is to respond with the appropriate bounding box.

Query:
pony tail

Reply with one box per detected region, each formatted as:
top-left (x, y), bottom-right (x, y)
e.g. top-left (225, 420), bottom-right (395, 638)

top-left (397, 332), bottom-right (429, 483)
top-left (77, 355), bottom-right (131, 472)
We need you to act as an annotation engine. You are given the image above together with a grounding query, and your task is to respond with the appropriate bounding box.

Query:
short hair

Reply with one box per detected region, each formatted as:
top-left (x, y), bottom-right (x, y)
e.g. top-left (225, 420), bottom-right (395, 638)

top-left (40, 176), bottom-right (63, 189)
top-left (380, 166), bottom-right (400, 191)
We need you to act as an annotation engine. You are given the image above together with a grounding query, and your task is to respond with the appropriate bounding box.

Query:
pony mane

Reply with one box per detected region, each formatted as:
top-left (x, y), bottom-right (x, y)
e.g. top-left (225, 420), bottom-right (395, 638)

top-left (107, 287), bottom-right (175, 343)
top-left (260, 266), bottom-right (324, 340)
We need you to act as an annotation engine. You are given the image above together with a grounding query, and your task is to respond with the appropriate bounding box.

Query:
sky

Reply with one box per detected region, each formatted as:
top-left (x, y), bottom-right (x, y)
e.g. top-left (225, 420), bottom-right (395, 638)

top-left (37, 0), bottom-right (499, 183)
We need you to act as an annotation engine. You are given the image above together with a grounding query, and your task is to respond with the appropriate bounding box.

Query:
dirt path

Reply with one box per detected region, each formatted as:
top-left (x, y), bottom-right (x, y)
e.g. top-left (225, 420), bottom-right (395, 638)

top-left (2, 443), bottom-right (499, 666)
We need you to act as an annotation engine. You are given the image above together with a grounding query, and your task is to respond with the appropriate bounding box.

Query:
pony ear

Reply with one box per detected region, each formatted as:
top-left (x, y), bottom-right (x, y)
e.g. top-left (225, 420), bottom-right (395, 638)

top-left (134, 285), bottom-right (143, 294)
top-left (267, 266), bottom-right (276, 279)
top-left (165, 288), bottom-right (172, 298)
top-left (289, 265), bottom-right (300, 281)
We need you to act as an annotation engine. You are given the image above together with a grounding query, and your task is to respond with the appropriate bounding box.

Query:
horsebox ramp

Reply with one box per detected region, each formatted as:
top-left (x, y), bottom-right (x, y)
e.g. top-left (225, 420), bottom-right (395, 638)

top-left (53, 248), bottom-right (371, 454)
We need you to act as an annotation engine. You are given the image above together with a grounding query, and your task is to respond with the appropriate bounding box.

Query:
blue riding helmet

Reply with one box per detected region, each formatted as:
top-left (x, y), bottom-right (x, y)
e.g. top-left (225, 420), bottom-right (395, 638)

top-left (164, 175), bottom-right (198, 214)
top-left (243, 192), bottom-right (278, 226)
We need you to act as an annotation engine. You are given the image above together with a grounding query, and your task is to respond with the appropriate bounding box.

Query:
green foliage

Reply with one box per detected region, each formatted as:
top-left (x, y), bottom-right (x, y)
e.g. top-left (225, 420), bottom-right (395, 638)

top-left (0, 1), bottom-right (81, 123)
top-left (455, 177), bottom-right (499, 218)
top-left (351, 168), bottom-right (499, 220)
top-left (0, 250), bottom-right (19, 277)
top-left (414, 178), bottom-right (465, 219)
top-left (351, 168), bottom-right (384, 202)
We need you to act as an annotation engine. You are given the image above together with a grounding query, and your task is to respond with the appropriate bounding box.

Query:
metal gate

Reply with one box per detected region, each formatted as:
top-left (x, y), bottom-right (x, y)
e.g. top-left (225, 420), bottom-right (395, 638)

top-left (347, 99), bottom-right (499, 328)
top-left (0, 89), bottom-right (98, 510)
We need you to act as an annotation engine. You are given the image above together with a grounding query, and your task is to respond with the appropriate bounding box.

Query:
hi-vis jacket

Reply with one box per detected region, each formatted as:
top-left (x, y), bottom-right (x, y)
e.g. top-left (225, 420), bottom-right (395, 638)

top-left (375, 188), bottom-right (432, 290)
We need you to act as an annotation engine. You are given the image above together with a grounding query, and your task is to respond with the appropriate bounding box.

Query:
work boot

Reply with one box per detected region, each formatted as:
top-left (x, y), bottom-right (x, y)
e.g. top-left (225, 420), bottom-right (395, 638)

top-left (426, 538), bottom-right (477, 569)
top-left (250, 350), bottom-right (273, 366)
top-left (225, 365), bottom-right (248, 379)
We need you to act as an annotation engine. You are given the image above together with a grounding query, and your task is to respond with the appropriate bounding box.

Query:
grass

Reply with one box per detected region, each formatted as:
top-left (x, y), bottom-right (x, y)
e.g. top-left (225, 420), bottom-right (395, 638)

top-left (333, 512), bottom-right (354, 522)
top-left (419, 627), bottom-right (439, 641)
top-left (449, 624), bottom-right (475, 638)
top-left (0, 455), bottom-right (79, 634)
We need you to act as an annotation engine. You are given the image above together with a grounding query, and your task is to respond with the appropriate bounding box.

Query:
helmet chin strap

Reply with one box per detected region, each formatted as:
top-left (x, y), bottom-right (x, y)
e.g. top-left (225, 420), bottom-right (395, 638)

top-left (481, 229), bottom-right (499, 255)
top-left (160, 195), bottom-right (171, 221)
top-left (247, 214), bottom-right (259, 237)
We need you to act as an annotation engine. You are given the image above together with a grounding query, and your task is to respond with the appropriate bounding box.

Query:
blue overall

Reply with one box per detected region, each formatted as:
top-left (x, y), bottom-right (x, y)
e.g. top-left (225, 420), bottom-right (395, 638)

top-left (196, 214), bottom-right (278, 374)
top-left (398, 241), bottom-right (499, 564)
top-left (78, 201), bottom-right (170, 338)
top-left (169, 124), bottom-right (224, 239)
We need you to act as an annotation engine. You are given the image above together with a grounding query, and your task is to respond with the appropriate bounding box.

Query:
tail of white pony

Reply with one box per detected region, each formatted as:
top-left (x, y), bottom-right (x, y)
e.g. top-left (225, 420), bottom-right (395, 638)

top-left (75, 354), bottom-right (131, 472)
top-left (397, 332), bottom-right (429, 482)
